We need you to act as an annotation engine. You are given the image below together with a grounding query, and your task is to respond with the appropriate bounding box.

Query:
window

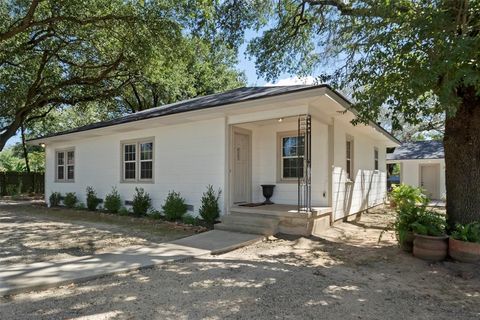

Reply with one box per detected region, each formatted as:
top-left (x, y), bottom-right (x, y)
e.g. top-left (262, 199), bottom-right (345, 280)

top-left (121, 139), bottom-right (154, 182)
top-left (374, 147), bottom-right (379, 171)
top-left (279, 133), bottom-right (305, 180)
top-left (56, 149), bottom-right (74, 182)
top-left (346, 138), bottom-right (353, 180)
top-left (140, 142), bottom-right (153, 180)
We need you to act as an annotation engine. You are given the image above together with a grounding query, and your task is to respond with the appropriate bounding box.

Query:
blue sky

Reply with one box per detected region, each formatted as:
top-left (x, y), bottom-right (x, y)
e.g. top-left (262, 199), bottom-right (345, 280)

top-left (237, 29), bottom-right (318, 86)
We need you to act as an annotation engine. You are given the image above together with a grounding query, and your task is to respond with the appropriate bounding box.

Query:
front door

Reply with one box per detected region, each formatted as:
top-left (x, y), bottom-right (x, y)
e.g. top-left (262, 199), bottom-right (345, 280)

top-left (233, 131), bottom-right (251, 204)
top-left (420, 164), bottom-right (439, 200)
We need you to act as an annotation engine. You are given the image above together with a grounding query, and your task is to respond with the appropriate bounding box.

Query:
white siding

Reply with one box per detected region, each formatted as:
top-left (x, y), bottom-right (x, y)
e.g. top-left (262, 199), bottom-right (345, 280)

top-left (245, 118), bottom-right (329, 206)
top-left (45, 118), bottom-right (226, 215)
top-left (399, 159), bottom-right (446, 200)
top-left (331, 120), bottom-right (387, 220)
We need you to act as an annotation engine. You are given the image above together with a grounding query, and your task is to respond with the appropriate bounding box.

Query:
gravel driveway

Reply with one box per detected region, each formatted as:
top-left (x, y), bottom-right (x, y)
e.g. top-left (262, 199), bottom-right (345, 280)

top-left (0, 202), bottom-right (201, 266)
top-left (1, 206), bottom-right (479, 319)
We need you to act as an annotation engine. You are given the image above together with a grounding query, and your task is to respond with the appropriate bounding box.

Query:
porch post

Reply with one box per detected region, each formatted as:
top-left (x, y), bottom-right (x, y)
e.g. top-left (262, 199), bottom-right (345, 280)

top-left (297, 114), bottom-right (312, 212)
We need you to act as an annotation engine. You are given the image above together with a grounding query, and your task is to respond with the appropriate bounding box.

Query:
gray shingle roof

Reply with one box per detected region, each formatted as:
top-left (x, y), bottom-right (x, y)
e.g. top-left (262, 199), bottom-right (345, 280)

top-left (29, 85), bottom-right (317, 141)
top-left (28, 84), bottom-right (399, 144)
top-left (387, 141), bottom-right (444, 160)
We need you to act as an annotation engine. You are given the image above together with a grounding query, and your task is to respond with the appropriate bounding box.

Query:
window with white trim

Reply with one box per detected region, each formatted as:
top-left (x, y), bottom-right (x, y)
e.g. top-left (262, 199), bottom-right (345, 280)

top-left (279, 134), bottom-right (305, 180)
top-left (346, 138), bottom-right (353, 180)
top-left (121, 139), bottom-right (154, 182)
top-left (374, 147), bottom-right (379, 170)
top-left (56, 149), bottom-right (74, 182)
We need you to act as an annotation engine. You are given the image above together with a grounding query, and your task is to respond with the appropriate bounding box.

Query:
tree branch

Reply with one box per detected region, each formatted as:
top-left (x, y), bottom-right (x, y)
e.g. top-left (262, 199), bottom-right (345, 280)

top-left (0, 0), bottom-right (42, 42)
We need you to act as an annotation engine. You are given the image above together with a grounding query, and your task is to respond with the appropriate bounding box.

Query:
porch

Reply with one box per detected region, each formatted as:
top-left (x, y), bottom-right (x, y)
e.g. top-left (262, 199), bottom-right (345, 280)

top-left (220, 108), bottom-right (334, 236)
top-left (215, 204), bottom-right (333, 236)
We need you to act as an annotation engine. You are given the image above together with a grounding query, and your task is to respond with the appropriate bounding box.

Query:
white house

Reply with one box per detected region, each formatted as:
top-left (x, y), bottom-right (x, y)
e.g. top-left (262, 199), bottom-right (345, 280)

top-left (29, 85), bottom-right (400, 236)
top-left (387, 141), bottom-right (446, 200)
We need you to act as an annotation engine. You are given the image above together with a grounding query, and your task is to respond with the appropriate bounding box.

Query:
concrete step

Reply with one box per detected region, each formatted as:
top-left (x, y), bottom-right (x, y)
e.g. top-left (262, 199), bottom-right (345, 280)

top-left (222, 212), bottom-right (278, 225)
top-left (215, 211), bottom-right (280, 235)
top-left (215, 222), bottom-right (277, 236)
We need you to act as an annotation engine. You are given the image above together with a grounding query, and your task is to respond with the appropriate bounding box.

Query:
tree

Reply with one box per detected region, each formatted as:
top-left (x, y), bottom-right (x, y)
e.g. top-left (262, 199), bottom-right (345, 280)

top-left (0, 0), bottom-right (185, 150)
top-left (222, 1), bottom-right (480, 226)
top-left (120, 36), bottom-right (245, 112)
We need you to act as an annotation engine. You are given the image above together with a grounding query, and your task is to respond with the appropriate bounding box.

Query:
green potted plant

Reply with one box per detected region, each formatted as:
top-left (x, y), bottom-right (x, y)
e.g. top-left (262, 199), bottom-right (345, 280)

top-left (389, 184), bottom-right (428, 209)
top-left (393, 204), bottom-right (422, 252)
top-left (411, 210), bottom-right (448, 261)
top-left (449, 222), bottom-right (480, 263)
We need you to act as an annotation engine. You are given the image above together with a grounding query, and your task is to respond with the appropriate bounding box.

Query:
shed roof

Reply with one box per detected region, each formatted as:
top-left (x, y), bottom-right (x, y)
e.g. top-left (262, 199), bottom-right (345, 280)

top-left (387, 140), bottom-right (444, 160)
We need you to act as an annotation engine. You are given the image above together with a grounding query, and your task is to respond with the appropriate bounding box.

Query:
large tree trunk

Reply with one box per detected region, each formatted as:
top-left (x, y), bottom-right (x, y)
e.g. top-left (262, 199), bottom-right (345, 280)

top-left (444, 87), bottom-right (480, 227)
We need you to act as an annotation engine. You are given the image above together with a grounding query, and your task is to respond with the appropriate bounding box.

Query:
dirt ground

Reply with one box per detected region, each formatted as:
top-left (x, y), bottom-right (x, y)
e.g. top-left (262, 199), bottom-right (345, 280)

top-left (1, 205), bottom-right (479, 319)
top-left (0, 202), bottom-right (202, 266)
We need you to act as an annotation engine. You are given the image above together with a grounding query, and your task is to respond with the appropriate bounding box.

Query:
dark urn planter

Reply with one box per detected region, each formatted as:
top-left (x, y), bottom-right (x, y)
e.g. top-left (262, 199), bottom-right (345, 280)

top-left (413, 234), bottom-right (449, 262)
top-left (261, 184), bottom-right (275, 205)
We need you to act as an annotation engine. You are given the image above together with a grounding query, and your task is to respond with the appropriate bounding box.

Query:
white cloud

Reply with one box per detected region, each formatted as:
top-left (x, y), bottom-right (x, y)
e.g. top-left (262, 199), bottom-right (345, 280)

top-left (264, 76), bottom-right (316, 86)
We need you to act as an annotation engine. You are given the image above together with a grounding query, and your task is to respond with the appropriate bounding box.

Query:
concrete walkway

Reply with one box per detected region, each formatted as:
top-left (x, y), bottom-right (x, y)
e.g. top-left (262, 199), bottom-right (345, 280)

top-left (0, 230), bottom-right (262, 296)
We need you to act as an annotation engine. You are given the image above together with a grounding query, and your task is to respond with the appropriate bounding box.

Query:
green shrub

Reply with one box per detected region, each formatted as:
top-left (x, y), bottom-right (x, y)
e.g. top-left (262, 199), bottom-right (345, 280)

top-left (63, 192), bottom-right (78, 208)
top-left (199, 185), bottom-right (221, 225)
top-left (132, 187), bottom-right (151, 216)
top-left (75, 202), bottom-right (86, 210)
top-left (451, 222), bottom-right (480, 243)
top-left (104, 187), bottom-right (122, 213)
top-left (390, 184), bottom-right (428, 209)
top-left (148, 209), bottom-right (164, 220)
top-left (392, 205), bottom-right (417, 242)
top-left (162, 190), bottom-right (187, 221)
top-left (86, 186), bottom-right (101, 211)
top-left (118, 206), bottom-right (130, 216)
top-left (182, 214), bottom-right (197, 225)
top-left (411, 210), bottom-right (446, 236)
top-left (49, 192), bottom-right (62, 207)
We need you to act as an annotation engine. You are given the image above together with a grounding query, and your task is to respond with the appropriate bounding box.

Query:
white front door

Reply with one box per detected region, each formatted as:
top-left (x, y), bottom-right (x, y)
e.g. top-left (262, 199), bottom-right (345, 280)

top-left (420, 164), bottom-right (439, 200)
top-left (233, 131), bottom-right (251, 204)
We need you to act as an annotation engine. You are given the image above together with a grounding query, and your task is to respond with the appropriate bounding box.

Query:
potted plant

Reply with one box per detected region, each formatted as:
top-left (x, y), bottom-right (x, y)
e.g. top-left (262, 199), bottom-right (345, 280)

top-left (449, 222), bottom-right (480, 263)
top-left (411, 210), bottom-right (448, 261)
top-left (389, 184), bottom-right (428, 209)
top-left (393, 204), bottom-right (422, 252)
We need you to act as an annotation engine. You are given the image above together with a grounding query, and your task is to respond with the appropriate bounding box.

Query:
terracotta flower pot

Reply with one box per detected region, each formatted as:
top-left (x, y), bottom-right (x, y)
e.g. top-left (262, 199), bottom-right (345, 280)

top-left (413, 234), bottom-right (449, 262)
top-left (449, 237), bottom-right (480, 263)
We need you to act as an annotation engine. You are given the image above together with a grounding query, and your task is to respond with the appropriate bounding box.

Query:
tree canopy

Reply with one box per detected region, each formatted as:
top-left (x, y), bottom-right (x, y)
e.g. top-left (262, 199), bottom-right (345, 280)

top-left (223, 1), bottom-right (478, 130)
top-left (0, 0), bottom-right (245, 150)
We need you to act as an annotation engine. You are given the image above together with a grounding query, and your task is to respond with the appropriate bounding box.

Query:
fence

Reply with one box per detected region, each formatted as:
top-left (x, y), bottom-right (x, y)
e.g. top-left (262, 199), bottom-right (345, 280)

top-left (0, 172), bottom-right (44, 196)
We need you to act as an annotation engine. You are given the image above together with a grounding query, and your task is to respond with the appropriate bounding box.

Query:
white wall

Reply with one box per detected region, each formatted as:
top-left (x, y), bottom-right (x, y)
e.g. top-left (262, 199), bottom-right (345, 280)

top-left (242, 118), bottom-right (329, 206)
top-left (45, 118), bottom-right (227, 216)
top-left (331, 119), bottom-right (388, 220)
top-left (399, 159), bottom-right (446, 200)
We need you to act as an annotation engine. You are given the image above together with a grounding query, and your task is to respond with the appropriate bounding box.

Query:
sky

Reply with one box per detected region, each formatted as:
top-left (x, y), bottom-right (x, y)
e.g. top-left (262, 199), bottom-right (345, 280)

top-left (237, 30), bottom-right (317, 87)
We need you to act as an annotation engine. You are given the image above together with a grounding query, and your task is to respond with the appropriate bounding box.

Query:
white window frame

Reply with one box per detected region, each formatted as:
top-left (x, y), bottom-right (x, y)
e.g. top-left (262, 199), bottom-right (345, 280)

top-left (346, 136), bottom-right (354, 181)
top-left (120, 137), bottom-right (154, 183)
top-left (55, 148), bottom-right (75, 182)
top-left (277, 131), bottom-right (305, 182)
top-left (374, 147), bottom-right (379, 171)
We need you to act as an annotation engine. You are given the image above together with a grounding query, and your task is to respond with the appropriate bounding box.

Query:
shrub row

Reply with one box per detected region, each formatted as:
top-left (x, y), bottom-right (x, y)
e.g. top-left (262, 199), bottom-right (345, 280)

top-left (49, 185), bottom-right (221, 225)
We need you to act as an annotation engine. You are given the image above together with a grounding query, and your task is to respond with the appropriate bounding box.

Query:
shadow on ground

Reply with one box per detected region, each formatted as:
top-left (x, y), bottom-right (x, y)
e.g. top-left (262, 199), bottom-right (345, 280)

top-left (1, 207), bottom-right (480, 320)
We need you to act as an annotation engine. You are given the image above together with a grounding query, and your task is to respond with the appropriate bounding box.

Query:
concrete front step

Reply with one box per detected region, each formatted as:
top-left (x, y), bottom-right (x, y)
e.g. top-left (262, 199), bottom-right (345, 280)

top-left (215, 211), bottom-right (280, 235)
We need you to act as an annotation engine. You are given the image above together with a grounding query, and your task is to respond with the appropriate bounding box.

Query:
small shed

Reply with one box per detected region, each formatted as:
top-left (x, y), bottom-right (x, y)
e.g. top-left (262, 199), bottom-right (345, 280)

top-left (387, 141), bottom-right (445, 200)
